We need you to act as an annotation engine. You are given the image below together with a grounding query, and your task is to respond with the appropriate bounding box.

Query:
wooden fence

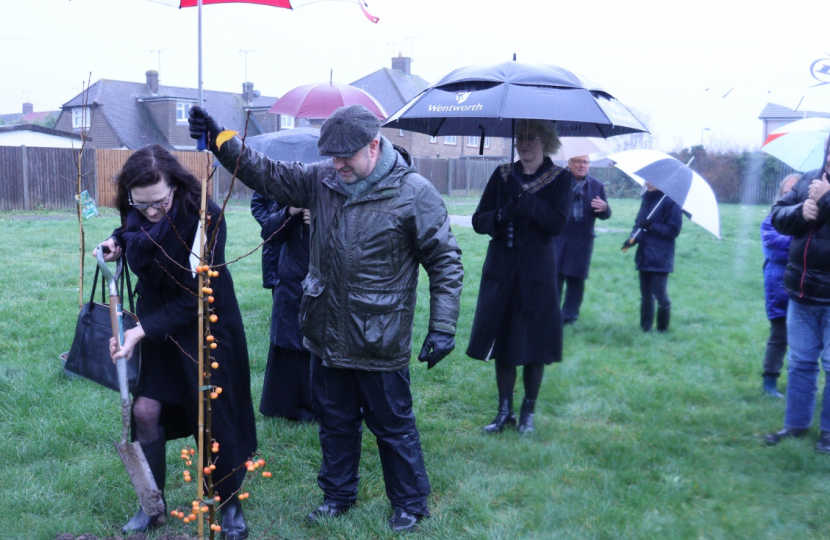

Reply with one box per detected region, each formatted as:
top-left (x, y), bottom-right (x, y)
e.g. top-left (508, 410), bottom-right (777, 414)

top-left (0, 147), bottom-right (801, 210)
top-left (0, 147), bottom-right (213, 210)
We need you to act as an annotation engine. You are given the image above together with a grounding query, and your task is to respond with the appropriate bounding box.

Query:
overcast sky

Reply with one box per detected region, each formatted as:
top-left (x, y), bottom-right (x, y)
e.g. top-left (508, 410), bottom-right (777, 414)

top-left (2, 0), bottom-right (827, 151)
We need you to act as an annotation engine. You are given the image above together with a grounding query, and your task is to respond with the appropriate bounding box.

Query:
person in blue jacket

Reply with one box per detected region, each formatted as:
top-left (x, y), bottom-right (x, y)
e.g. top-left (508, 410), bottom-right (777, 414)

top-left (760, 174), bottom-right (800, 397)
top-left (622, 182), bottom-right (683, 331)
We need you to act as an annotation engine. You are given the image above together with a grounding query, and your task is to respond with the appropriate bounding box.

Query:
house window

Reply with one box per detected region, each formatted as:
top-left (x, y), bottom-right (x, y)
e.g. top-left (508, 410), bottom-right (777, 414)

top-left (176, 102), bottom-right (192, 123)
top-left (429, 135), bottom-right (437, 144)
top-left (280, 115), bottom-right (294, 129)
top-left (444, 135), bottom-right (457, 145)
top-left (484, 137), bottom-right (491, 148)
top-left (468, 136), bottom-right (491, 148)
top-left (399, 129), bottom-right (405, 137)
top-left (72, 107), bottom-right (91, 129)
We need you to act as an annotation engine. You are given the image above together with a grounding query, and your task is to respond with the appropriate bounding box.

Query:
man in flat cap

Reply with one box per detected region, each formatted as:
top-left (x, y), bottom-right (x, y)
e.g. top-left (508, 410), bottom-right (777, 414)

top-left (189, 105), bottom-right (463, 533)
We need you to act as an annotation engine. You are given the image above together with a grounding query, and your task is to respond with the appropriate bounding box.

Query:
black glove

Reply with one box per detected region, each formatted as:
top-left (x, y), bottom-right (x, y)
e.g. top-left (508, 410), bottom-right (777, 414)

top-left (621, 237), bottom-right (637, 251)
top-left (513, 194), bottom-right (535, 219)
top-left (418, 330), bottom-right (455, 369)
top-left (637, 217), bottom-right (651, 230)
top-left (188, 106), bottom-right (223, 147)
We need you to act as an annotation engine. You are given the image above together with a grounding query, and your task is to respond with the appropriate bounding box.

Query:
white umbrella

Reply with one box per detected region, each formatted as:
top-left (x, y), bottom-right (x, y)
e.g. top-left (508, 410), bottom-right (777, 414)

top-left (608, 149), bottom-right (721, 239)
top-left (550, 137), bottom-right (613, 161)
top-left (761, 117), bottom-right (830, 172)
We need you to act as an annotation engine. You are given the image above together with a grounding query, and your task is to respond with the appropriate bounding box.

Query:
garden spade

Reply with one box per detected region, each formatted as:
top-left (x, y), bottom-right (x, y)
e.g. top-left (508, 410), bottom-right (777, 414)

top-left (96, 248), bottom-right (165, 518)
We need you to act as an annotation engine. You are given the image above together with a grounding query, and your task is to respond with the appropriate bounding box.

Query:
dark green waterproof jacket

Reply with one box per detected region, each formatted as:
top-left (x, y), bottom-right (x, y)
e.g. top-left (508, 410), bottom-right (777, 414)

top-left (216, 137), bottom-right (464, 371)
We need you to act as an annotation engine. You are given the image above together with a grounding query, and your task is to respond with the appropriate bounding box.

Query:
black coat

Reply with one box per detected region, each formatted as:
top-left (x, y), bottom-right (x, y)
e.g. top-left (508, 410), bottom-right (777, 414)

top-left (771, 168), bottom-right (830, 304)
top-left (113, 199), bottom-right (257, 496)
top-left (466, 158), bottom-right (574, 366)
top-left (554, 174), bottom-right (611, 279)
top-left (260, 204), bottom-right (310, 350)
top-left (251, 191), bottom-right (281, 289)
top-left (632, 190), bottom-right (682, 273)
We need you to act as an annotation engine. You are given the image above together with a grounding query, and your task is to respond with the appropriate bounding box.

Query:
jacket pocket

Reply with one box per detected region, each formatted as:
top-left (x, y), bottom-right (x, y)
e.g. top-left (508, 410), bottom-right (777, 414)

top-left (299, 275), bottom-right (327, 345)
top-left (347, 289), bottom-right (414, 361)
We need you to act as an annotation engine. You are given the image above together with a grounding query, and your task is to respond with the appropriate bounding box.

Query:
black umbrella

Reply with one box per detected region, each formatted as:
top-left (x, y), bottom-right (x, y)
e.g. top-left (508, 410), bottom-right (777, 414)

top-left (383, 61), bottom-right (648, 139)
top-left (241, 127), bottom-right (324, 163)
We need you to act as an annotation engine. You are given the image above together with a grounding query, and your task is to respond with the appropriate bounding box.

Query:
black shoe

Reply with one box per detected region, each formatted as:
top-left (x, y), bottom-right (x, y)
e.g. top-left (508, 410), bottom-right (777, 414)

top-left (483, 397), bottom-right (515, 433)
top-left (307, 500), bottom-right (354, 523)
top-left (122, 434), bottom-right (167, 535)
top-left (764, 427), bottom-right (809, 446)
top-left (817, 431), bottom-right (830, 454)
top-left (518, 397), bottom-right (536, 434)
top-left (220, 496), bottom-right (248, 539)
top-left (388, 508), bottom-right (423, 533)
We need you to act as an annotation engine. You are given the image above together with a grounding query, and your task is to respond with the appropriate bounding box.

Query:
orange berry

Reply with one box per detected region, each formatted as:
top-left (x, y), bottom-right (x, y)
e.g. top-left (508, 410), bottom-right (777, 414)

top-left (204, 467), bottom-right (212, 475)
top-left (216, 387), bottom-right (223, 394)
top-left (184, 476), bottom-right (192, 482)
top-left (211, 361), bottom-right (219, 369)
top-left (171, 510), bottom-right (178, 517)
top-left (206, 335), bottom-right (215, 342)
top-left (178, 511), bottom-right (185, 519)
top-left (186, 460), bottom-right (192, 466)
top-left (202, 287), bottom-right (213, 294)
top-left (210, 342), bottom-right (218, 349)
top-left (208, 296), bottom-right (215, 303)
top-left (183, 517), bottom-right (190, 524)
top-left (209, 464), bottom-right (216, 471)
top-left (190, 448), bottom-right (196, 455)
top-left (210, 392), bottom-right (218, 399)
top-left (257, 459), bottom-right (266, 467)
top-left (201, 506), bottom-right (209, 513)
top-left (245, 460), bottom-right (253, 468)
top-left (262, 471), bottom-right (272, 478)
top-left (214, 524), bottom-right (222, 532)
top-left (215, 495), bottom-right (221, 502)
top-left (188, 513), bottom-right (197, 521)
top-left (210, 270), bottom-right (219, 277)
top-left (209, 314), bottom-right (218, 323)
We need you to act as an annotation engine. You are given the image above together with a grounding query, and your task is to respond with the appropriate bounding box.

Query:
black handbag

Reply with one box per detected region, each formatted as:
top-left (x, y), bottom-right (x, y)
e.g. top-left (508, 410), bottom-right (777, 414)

top-left (65, 263), bottom-right (142, 393)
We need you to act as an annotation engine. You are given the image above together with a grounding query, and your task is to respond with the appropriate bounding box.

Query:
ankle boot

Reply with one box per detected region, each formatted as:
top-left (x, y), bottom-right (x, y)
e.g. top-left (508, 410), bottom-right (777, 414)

top-left (483, 397), bottom-right (515, 433)
top-left (221, 495), bottom-right (249, 539)
top-left (640, 298), bottom-right (654, 332)
top-left (656, 303), bottom-right (671, 332)
top-left (763, 376), bottom-right (783, 398)
top-left (518, 398), bottom-right (536, 434)
top-left (122, 434), bottom-right (167, 534)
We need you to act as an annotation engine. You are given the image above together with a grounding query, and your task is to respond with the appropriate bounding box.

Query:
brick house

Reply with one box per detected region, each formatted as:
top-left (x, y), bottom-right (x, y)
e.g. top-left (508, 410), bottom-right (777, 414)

top-left (0, 102), bottom-right (60, 126)
top-left (53, 70), bottom-right (284, 150)
top-left (758, 103), bottom-right (830, 143)
top-left (350, 55), bottom-right (510, 160)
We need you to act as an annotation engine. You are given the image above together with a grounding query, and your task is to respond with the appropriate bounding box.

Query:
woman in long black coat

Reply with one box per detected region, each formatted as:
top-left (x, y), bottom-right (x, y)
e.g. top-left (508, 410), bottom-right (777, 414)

top-left (96, 145), bottom-right (257, 539)
top-left (466, 119), bottom-right (574, 434)
top-left (257, 201), bottom-right (316, 422)
top-left (622, 183), bottom-right (682, 331)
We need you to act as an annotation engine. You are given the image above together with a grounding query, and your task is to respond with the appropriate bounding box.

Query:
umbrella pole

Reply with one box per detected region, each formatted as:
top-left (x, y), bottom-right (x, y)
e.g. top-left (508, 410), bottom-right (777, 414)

top-left (630, 193), bottom-right (667, 243)
top-left (198, 0), bottom-right (203, 108)
top-left (507, 119), bottom-right (515, 249)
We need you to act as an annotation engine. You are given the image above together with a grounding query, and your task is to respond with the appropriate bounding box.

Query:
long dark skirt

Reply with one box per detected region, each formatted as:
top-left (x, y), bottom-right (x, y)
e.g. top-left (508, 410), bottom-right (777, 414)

top-left (260, 344), bottom-right (316, 422)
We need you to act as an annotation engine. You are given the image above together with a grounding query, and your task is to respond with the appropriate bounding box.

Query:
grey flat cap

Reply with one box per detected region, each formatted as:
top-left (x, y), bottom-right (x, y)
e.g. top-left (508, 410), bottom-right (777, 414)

top-left (317, 104), bottom-right (381, 157)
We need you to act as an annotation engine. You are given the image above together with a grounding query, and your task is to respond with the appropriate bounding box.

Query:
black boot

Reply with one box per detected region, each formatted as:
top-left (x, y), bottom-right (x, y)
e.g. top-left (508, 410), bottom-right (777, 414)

top-left (483, 397), bottom-right (516, 433)
top-left (518, 398), bottom-right (536, 434)
top-left (657, 303), bottom-right (671, 332)
top-left (122, 435), bottom-right (167, 534)
top-left (221, 496), bottom-right (249, 539)
top-left (640, 297), bottom-right (654, 332)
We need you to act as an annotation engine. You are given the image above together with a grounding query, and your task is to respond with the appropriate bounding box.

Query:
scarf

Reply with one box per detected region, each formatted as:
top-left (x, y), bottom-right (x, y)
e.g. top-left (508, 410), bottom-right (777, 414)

top-left (121, 202), bottom-right (179, 274)
top-left (572, 178), bottom-right (586, 222)
top-left (339, 136), bottom-right (396, 200)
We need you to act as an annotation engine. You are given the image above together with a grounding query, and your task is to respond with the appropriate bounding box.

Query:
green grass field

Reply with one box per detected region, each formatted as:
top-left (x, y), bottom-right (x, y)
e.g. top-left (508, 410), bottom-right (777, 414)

top-left (1, 196), bottom-right (829, 540)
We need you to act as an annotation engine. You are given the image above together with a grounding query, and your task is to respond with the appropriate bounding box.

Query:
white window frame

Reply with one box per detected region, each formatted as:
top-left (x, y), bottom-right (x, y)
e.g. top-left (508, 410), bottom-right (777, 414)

top-left (399, 129), bottom-right (405, 137)
top-left (72, 107), bottom-right (91, 129)
top-left (429, 135), bottom-right (438, 144)
top-left (176, 102), bottom-right (192, 123)
top-left (444, 135), bottom-right (457, 145)
top-left (484, 137), bottom-right (491, 148)
top-left (467, 136), bottom-right (479, 147)
top-left (280, 115), bottom-right (294, 129)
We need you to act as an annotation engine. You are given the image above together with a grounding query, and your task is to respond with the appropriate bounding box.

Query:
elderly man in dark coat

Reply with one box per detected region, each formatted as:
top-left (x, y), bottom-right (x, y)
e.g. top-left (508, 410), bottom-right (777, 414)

top-left (554, 155), bottom-right (611, 324)
top-left (189, 104), bottom-right (463, 533)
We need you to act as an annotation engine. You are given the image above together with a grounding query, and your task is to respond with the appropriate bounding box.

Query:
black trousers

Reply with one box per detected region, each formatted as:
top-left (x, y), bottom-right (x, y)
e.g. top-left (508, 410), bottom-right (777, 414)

top-left (639, 271), bottom-right (670, 329)
top-left (763, 316), bottom-right (788, 378)
top-left (310, 355), bottom-right (430, 515)
top-left (557, 274), bottom-right (585, 322)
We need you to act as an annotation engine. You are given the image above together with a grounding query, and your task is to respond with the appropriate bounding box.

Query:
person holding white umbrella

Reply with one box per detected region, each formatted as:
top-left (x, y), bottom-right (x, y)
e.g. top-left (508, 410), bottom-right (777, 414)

top-left (766, 135), bottom-right (830, 453)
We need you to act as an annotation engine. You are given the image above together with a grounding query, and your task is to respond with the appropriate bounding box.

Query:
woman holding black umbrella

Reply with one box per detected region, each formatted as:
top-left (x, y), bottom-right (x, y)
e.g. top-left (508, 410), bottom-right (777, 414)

top-left (622, 182), bottom-right (683, 332)
top-left (466, 119), bottom-right (574, 434)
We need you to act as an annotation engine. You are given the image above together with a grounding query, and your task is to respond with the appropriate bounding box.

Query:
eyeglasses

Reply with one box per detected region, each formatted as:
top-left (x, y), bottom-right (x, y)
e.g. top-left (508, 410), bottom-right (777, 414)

top-left (515, 134), bottom-right (539, 143)
top-left (129, 188), bottom-right (173, 211)
top-left (569, 159), bottom-right (591, 165)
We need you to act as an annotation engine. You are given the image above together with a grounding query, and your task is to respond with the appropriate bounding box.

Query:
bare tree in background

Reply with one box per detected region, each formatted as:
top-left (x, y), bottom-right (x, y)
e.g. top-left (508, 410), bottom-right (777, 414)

top-left (611, 107), bottom-right (654, 151)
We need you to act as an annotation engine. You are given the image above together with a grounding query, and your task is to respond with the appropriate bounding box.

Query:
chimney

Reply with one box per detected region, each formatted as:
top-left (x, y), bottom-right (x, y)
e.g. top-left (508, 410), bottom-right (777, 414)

top-left (243, 82), bottom-right (255, 104)
top-left (146, 70), bottom-right (159, 94)
top-left (391, 53), bottom-right (411, 75)
top-left (22, 102), bottom-right (33, 115)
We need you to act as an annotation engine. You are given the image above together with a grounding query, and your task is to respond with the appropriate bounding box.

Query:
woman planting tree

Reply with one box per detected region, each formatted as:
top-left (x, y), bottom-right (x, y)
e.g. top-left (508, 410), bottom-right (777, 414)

top-left (94, 145), bottom-right (257, 539)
